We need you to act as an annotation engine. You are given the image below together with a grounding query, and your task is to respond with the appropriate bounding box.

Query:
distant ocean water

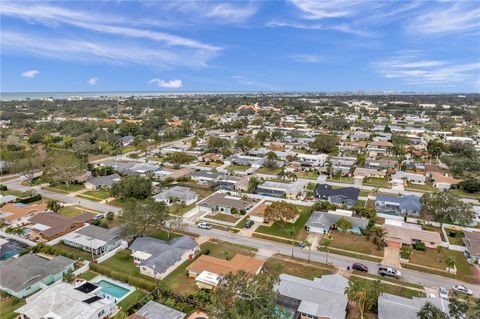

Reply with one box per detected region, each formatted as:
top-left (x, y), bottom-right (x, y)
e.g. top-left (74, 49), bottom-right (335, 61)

top-left (0, 91), bottom-right (264, 101)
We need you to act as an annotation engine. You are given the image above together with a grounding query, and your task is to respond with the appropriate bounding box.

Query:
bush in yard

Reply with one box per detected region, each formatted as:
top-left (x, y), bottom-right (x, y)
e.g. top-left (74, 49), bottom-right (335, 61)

top-left (203, 248), bottom-right (210, 255)
top-left (400, 245), bottom-right (412, 259)
top-left (414, 242), bottom-right (426, 251)
top-left (17, 194), bottom-right (42, 204)
top-left (0, 185), bottom-right (7, 191)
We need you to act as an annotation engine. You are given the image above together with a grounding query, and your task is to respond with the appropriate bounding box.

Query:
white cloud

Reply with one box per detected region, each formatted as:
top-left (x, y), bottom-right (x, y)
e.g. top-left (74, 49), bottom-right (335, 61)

top-left (21, 70), bottom-right (39, 78)
top-left (148, 78), bottom-right (183, 88)
top-left (405, 2), bottom-right (480, 36)
top-left (162, 2), bottom-right (258, 23)
top-left (266, 20), bottom-right (377, 37)
top-left (290, 0), bottom-right (366, 20)
top-left (372, 52), bottom-right (480, 88)
top-left (1, 2), bottom-right (221, 68)
top-left (88, 77), bottom-right (98, 85)
top-left (291, 54), bottom-right (325, 63)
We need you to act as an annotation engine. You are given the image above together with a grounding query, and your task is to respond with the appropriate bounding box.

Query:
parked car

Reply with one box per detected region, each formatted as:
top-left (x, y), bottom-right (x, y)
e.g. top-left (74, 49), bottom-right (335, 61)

top-left (352, 263), bottom-right (369, 272)
top-left (244, 220), bottom-right (254, 228)
top-left (197, 222), bottom-right (212, 230)
top-left (378, 266), bottom-right (402, 278)
top-left (452, 285), bottom-right (473, 296)
top-left (439, 287), bottom-right (448, 300)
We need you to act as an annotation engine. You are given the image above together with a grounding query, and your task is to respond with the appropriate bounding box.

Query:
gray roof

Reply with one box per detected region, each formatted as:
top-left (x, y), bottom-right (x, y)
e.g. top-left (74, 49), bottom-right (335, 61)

top-left (0, 254), bottom-right (74, 292)
top-left (276, 273), bottom-right (348, 319)
top-left (191, 170), bottom-right (224, 180)
top-left (0, 195), bottom-right (17, 205)
top-left (101, 161), bottom-right (136, 172)
top-left (86, 173), bottom-right (120, 187)
top-left (376, 194), bottom-right (422, 212)
top-left (76, 225), bottom-right (120, 243)
top-left (306, 211), bottom-right (368, 230)
top-left (197, 193), bottom-right (252, 210)
top-left (135, 301), bottom-right (186, 319)
top-left (314, 184), bottom-right (360, 202)
top-left (153, 186), bottom-right (197, 202)
top-left (130, 236), bottom-right (197, 274)
top-left (378, 293), bottom-right (449, 319)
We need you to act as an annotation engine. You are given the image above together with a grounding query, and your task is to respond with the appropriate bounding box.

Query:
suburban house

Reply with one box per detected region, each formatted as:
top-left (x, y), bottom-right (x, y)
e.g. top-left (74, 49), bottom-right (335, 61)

top-left (365, 159), bottom-right (396, 170)
top-left (99, 161), bottom-right (136, 173)
top-left (306, 210), bottom-right (369, 235)
top-left (390, 171), bottom-right (426, 185)
top-left (120, 135), bottom-right (135, 146)
top-left (329, 156), bottom-right (356, 167)
top-left (0, 194), bottom-right (17, 205)
top-left (276, 273), bottom-right (348, 319)
top-left (296, 153), bottom-right (328, 167)
top-left (28, 211), bottom-right (95, 241)
top-left (378, 293), bottom-right (448, 319)
top-left (16, 281), bottom-right (116, 319)
top-left (256, 180), bottom-right (308, 199)
top-left (375, 194), bottom-right (422, 216)
top-left (353, 167), bottom-right (386, 179)
top-left (0, 254), bottom-right (75, 298)
top-left (127, 163), bottom-right (160, 175)
top-left (367, 140), bottom-right (393, 155)
top-left (430, 172), bottom-right (461, 190)
top-left (249, 203), bottom-right (271, 223)
top-left (84, 174), bottom-right (121, 190)
top-left (224, 154), bottom-right (264, 168)
top-left (62, 225), bottom-right (124, 256)
top-left (128, 301), bottom-right (186, 319)
top-left (130, 236), bottom-right (199, 280)
top-left (190, 170), bottom-right (225, 185)
top-left (218, 175), bottom-right (249, 192)
top-left (153, 167), bottom-right (192, 181)
top-left (0, 202), bottom-right (49, 225)
top-left (186, 254), bottom-right (265, 290)
top-left (383, 224), bottom-right (442, 248)
top-left (197, 193), bottom-right (253, 215)
top-left (314, 184), bottom-right (360, 207)
top-left (152, 186), bottom-right (198, 206)
top-left (463, 231), bottom-right (480, 263)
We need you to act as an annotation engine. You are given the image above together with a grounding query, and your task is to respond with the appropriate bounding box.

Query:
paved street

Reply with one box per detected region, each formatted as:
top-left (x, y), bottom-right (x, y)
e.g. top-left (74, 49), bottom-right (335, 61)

top-left (4, 173), bottom-right (479, 297)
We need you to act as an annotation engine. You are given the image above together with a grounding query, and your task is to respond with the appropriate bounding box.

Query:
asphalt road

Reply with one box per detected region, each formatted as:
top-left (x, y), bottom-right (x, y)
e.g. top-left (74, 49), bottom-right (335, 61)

top-left (5, 174), bottom-right (479, 297)
top-left (185, 224), bottom-right (480, 297)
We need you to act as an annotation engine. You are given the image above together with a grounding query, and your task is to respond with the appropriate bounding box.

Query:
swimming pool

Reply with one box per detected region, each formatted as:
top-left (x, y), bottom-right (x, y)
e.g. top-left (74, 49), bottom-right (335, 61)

top-left (0, 239), bottom-right (28, 261)
top-left (97, 280), bottom-right (130, 299)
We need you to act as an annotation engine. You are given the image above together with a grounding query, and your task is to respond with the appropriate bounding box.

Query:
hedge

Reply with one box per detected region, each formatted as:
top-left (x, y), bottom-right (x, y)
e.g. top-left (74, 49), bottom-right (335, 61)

top-left (89, 262), bottom-right (156, 291)
top-left (17, 194), bottom-right (42, 204)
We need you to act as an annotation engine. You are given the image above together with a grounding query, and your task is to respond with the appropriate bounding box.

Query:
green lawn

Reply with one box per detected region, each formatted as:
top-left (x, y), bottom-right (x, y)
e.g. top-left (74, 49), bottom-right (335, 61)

top-left (169, 203), bottom-right (196, 216)
top-left (45, 183), bottom-right (84, 194)
top-left (197, 161), bottom-right (223, 167)
top-left (115, 290), bottom-right (147, 316)
top-left (201, 239), bottom-right (257, 258)
top-left (321, 231), bottom-right (384, 257)
top-left (78, 190), bottom-right (111, 200)
top-left (0, 292), bottom-right (25, 319)
top-left (355, 200), bottom-right (366, 208)
top-left (147, 229), bottom-right (180, 241)
top-left (0, 190), bottom-right (30, 197)
top-left (58, 206), bottom-right (97, 217)
top-left (205, 213), bottom-right (241, 223)
top-left (255, 205), bottom-right (311, 241)
top-left (266, 257), bottom-right (332, 279)
top-left (77, 270), bottom-right (98, 280)
top-left (363, 178), bottom-right (390, 188)
top-left (161, 257), bottom-right (198, 296)
top-left (52, 243), bottom-right (93, 261)
top-left (351, 278), bottom-right (425, 299)
top-left (359, 190), bottom-right (372, 197)
top-left (328, 176), bottom-right (354, 183)
top-left (226, 164), bottom-right (250, 171)
top-left (450, 189), bottom-right (480, 200)
top-left (405, 183), bottom-right (438, 192)
top-left (101, 249), bottom-right (155, 282)
top-left (297, 171), bottom-right (320, 180)
top-left (445, 228), bottom-right (465, 246)
top-left (256, 167), bottom-right (281, 175)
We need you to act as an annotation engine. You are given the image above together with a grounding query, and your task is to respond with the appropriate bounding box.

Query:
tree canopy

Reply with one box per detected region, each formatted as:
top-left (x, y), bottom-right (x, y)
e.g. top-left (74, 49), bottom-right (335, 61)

top-left (111, 175), bottom-right (152, 199)
top-left (421, 192), bottom-right (475, 226)
top-left (264, 201), bottom-right (298, 229)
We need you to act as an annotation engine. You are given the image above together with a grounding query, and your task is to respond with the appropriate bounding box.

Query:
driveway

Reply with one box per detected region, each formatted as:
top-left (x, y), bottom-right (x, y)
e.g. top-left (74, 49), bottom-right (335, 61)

top-left (237, 221), bottom-right (260, 237)
top-left (382, 246), bottom-right (402, 268)
top-left (306, 233), bottom-right (322, 251)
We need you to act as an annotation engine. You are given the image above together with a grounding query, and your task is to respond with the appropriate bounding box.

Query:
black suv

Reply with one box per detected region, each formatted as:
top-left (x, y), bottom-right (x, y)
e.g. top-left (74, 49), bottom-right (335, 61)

top-left (352, 263), bottom-right (369, 272)
top-left (244, 220), bottom-right (254, 228)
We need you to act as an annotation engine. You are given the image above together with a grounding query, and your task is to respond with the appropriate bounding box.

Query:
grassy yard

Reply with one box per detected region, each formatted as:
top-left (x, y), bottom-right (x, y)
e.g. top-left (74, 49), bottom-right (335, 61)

top-left (226, 164), bottom-right (250, 171)
top-left (0, 292), bottom-right (25, 319)
top-left (147, 229), bottom-right (180, 241)
top-left (328, 176), bottom-right (354, 183)
top-left (0, 189), bottom-right (30, 197)
top-left (114, 289), bottom-right (147, 317)
top-left (450, 189), bottom-right (480, 200)
top-left (45, 183), bottom-right (85, 194)
top-left (355, 200), bottom-right (366, 208)
top-left (256, 167), bottom-right (281, 175)
top-left (405, 183), bottom-right (438, 192)
top-left (101, 249), bottom-right (155, 281)
top-left (161, 257), bottom-right (198, 296)
top-left (445, 228), bottom-right (465, 246)
top-left (363, 177), bottom-right (390, 188)
top-left (297, 171), bottom-right (320, 180)
top-left (359, 190), bottom-right (372, 197)
top-left (255, 205), bottom-right (311, 241)
top-left (321, 231), bottom-right (384, 257)
top-left (52, 243), bottom-right (93, 261)
top-left (408, 249), bottom-right (475, 282)
top-left (197, 161), bottom-right (223, 168)
top-left (205, 213), bottom-right (241, 223)
top-left (77, 270), bottom-right (98, 280)
top-left (169, 203), bottom-right (196, 216)
top-left (58, 206), bottom-right (98, 217)
top-left (77, 190), bottom-right (111, 201)
top-left (265, 256), bottom-right (332, 279)
top-left (201, 239), bottom-right (257, 258)
top-left (351, 277), bottom-right (425, 299)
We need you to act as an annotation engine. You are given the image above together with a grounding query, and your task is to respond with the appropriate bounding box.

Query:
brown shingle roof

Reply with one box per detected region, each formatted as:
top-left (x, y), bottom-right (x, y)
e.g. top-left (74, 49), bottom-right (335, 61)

top-left (187, 254), bottom-right (264, 276)
top-left (0, 202), bottom-right (48, 222)
top-left (29, 212), bottom-right (94, 238)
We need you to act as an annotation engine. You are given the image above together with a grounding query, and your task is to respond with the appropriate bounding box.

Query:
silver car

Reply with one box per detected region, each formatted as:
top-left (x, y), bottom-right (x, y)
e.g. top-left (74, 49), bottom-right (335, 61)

top-left (439, 287), bottom-right (448, 300)
top-left (452, 285), bottom-right (472, 296)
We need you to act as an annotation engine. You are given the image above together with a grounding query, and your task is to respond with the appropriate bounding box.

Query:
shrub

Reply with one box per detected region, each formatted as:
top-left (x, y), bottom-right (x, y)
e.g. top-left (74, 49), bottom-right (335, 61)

top-left (414, 242), bottom-right (426, 251)
top-left (0, 185), bottom-right (7, 191)
top-left (17, 194), bottom-right (42, 204)
top-left (203, 248), bottom-right (210, 255)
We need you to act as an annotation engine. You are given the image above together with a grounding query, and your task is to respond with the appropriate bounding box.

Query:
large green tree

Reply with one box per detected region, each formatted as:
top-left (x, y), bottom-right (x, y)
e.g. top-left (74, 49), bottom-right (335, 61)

top-left (264, 201), bottom-right (298, 229)
top-left (206, 271), bottom-right (279, 319)
top-left (417, 302), bottom-right (448, 319)
top-left (421, 192), bottom-right (475, 227)
top-left (164, 152), bottom-right (195, 169)
top-left (111, 175), bottom-right (152, 199)
top-left (43, 152), bottom-right (84, 186)
top-left (309, 134), bottom-right (339, 153)
top-left (119, 199), bottom-right (170, 237)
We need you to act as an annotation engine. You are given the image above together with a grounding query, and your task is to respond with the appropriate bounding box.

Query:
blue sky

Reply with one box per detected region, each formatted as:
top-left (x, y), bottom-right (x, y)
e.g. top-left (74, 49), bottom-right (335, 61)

top-left (1, 0), bottom-right (479, 92)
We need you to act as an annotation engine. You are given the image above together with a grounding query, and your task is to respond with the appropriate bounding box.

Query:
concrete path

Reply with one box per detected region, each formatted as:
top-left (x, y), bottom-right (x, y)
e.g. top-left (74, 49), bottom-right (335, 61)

top-left (382, 247), bottom-right (402, 268)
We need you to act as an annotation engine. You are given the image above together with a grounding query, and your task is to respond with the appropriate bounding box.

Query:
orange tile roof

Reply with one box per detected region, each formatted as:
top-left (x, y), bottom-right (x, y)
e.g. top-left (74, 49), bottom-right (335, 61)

top-left (187, 254), bottom-right (264, 276)
top-left (0, 202), bottom-right (48, 222)
top-left (431, 172), bottom-right (461, 184)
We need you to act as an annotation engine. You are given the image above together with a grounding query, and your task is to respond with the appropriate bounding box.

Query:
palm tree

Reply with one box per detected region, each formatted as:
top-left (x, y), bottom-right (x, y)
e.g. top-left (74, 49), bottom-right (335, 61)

top-left (323, 238), bottom-right (332, 265)
top-left (446, 255), bottom-right (456, 273)
top-left (288, 172), bottom-right (298, 181)
top-left (326, 161), bottom-right (333, 179)
top-left (47, 199), bottom-right (62, 213)
top-left (277, 167), bottom-right (287, 180)
top-left (285, 227), bottom-right (296, 258)
top-left (303, 240), bottom-right (312, 262)
top-left (345, 281), bottom-right (367, 319)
